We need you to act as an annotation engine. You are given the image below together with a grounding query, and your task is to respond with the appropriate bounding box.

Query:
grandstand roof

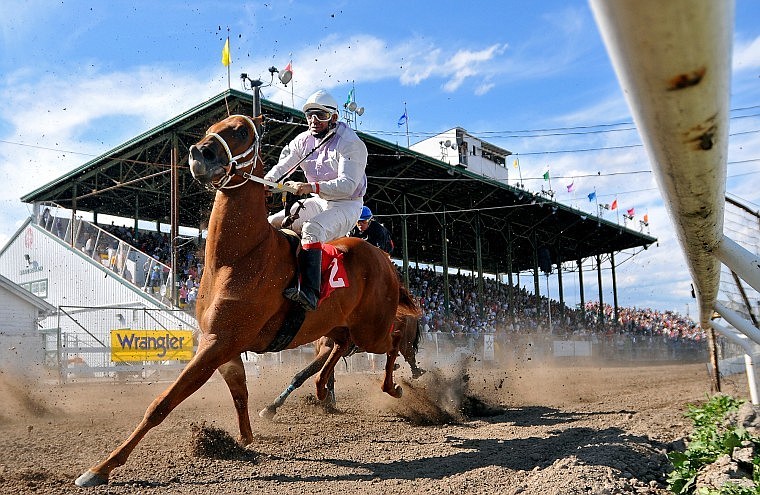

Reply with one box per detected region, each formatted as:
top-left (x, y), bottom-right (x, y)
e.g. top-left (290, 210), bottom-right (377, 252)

top-left (21, 89), bottom-right (656, 274)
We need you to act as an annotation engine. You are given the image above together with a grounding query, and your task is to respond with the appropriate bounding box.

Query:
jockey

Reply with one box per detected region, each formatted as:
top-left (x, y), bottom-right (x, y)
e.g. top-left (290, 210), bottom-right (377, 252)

top-left (264, 89), bottom-right (368, 311)
top-left (350, 206), bottom-right (394, 255)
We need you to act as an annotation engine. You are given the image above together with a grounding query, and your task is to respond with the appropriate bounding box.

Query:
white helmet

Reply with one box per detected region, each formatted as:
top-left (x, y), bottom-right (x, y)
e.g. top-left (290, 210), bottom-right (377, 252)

top-left (303, 89), bottom-right (338, 115)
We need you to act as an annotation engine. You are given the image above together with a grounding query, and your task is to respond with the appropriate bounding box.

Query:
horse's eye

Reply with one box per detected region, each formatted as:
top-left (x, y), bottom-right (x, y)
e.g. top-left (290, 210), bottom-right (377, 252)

top-left (235, 127), bottom-right (249, 140)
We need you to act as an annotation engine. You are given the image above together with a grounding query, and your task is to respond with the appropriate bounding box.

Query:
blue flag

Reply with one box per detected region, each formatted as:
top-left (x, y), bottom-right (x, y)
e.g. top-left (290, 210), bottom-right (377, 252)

top-left (587, 191), bottom-right (596, 202)
top-left (397, 110), bottom-right (407, 127)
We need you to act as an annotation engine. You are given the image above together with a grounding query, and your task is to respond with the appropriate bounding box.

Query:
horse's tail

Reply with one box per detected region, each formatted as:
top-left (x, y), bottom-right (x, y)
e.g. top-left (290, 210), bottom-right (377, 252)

top-left (410, 315), bottom-right (422, 352)
top-left (396, 284), bottom-right (421, 319)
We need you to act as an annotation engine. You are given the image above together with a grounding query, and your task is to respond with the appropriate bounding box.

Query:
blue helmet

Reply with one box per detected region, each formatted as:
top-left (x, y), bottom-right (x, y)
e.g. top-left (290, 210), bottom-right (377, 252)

top-left (359, 206), bottom-right (373, 221)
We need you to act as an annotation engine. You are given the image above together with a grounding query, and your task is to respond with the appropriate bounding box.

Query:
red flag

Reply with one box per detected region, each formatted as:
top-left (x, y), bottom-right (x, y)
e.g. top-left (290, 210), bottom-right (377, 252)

top-left (627, 207), bottom-right (635, 217)
top-left (610, 199), bottom-right (617, 210)
top-left (643, 213), bottom-right (649, 223)
top-left (284, 61), bottom-right (292, 73)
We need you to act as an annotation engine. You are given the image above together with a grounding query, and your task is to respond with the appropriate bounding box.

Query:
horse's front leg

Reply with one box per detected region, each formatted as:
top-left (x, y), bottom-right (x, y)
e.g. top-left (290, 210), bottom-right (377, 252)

top-left (382, 327), bottom-right (403, 398)
top-left (217, 354), bottom-right (253, 445)
top-left (75, 336), bottom-right (231, 487)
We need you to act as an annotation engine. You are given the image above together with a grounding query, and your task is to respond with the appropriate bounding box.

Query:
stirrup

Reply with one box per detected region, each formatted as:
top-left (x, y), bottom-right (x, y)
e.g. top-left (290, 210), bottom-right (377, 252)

top-left (283, 287), bottom-right (318, 311)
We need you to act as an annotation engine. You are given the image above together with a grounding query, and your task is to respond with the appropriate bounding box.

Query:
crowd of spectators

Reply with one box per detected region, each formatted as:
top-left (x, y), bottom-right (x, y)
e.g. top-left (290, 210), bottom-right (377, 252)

top-left (97, 223), bottom-right (203, 308)
top-left (79, 218), bottom-right (704, 345)
top-left (406, 266), bottom-right (704, 343)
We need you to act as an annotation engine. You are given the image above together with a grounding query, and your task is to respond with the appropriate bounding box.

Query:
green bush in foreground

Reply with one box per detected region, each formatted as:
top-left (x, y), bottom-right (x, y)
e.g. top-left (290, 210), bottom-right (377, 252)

top-left (667, 395), bottom-right (759, 494)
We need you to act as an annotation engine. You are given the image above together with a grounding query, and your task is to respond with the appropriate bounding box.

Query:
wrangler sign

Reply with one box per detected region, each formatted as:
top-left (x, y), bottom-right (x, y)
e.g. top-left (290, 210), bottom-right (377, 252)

top-left (110, 329), bottom-right (194, 362)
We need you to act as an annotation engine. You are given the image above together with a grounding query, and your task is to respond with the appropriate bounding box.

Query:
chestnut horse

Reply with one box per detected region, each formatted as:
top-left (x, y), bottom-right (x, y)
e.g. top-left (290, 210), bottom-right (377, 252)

top-left (75, 114), bottom-right (419, 487)
top-left (259, 314), bottom-right (425, 419)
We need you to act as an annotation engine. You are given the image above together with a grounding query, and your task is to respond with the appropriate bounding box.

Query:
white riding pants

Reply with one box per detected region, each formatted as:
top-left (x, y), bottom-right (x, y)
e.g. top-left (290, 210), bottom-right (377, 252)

top-left (268, 196), bottom-right (363, 245)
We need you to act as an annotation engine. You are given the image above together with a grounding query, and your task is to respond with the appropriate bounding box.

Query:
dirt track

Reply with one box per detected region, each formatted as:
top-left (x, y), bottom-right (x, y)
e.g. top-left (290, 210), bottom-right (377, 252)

top-left (0, 358), bottom-right (745, 495)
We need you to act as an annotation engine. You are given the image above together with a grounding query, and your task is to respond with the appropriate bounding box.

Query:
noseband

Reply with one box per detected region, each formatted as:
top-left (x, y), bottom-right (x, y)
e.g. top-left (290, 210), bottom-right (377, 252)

top-left (205, 114), bottom-right (260, 190)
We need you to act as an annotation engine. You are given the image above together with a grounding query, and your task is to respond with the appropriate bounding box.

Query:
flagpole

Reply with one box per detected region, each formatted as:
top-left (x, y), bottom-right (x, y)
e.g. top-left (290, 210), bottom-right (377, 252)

top-left (404, 102), bottom-right (409, 148)
top-left (515, 157), bottom-right (523, 188)
top-left (594, 188), bottom-right (599, 216)
top-left (289, 58), bottom-right (294, 107)
top-left (226, 28), bottom-right (231, 89)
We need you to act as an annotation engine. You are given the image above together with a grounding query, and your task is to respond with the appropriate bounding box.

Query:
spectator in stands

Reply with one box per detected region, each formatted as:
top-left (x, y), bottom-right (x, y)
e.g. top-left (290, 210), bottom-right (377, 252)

top-left (41, 207), bottom-right (52, 231)
top-left (82, 235), bottom-right (94, 257)
top-left (187, 286), bottom-right (198, 309)
top-left (149, 265), bottom-right (162, 293)
top-left (350, 206), bottom-right (393, 255)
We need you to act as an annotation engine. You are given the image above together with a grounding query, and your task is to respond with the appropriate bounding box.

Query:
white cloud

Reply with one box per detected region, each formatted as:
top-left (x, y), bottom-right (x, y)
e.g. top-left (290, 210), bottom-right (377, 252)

top-left (733, 34), bottom-right (760, 71)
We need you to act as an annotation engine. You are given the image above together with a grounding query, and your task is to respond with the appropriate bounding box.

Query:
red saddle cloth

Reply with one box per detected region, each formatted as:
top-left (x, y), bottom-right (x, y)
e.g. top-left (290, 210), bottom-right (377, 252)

top-left (319, 244), bottom-right (349, 304)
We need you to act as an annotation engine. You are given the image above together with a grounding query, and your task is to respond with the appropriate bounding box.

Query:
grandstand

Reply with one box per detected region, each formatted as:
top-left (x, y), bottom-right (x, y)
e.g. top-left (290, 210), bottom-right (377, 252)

top-left (17, 88), bottom-right (654, 318)
top-left (0, 85), bottom-right (663, 382)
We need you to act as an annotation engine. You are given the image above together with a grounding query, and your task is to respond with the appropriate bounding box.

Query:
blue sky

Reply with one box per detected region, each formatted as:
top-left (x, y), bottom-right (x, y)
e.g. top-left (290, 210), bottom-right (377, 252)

top-left (0, 1), bottom-right (758, 316)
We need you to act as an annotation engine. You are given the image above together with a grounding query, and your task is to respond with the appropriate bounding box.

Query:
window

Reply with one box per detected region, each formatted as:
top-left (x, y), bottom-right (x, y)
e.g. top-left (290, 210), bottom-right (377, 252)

top-left (458, 142), bottom-right (469, 166)
top-left (21, 279), bottom-right (48, 299)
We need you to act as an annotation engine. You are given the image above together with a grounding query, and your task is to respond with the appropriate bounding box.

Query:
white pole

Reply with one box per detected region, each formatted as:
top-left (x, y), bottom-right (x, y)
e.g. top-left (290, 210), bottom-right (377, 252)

top-left (716, 235), bottom-right (760, 293)
top-left (711, 320), bottom-right (759, 405)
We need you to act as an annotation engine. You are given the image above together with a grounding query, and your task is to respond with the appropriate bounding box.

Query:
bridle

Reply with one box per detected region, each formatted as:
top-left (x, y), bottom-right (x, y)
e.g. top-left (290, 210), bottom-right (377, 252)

top-left (204, 114), bottom-right (261, 190)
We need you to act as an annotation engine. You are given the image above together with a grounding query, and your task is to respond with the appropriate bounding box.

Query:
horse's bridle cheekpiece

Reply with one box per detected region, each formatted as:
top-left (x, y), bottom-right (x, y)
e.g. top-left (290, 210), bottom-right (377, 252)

top-left (205, 114), bottom-right (260, 190)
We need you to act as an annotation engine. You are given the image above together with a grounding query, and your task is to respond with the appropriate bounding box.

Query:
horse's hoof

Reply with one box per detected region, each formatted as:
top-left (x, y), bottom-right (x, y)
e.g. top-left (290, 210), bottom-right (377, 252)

top-left (258, 405), bottom-right (276, 420)
top-left (316, 386), bottom-right (327, 402)
top-left (412, 368), bottom-right (427, 379)
top-left (75, 470), bottom-right (109, 487)
top-left (393, 384), bottom-right (403, 398)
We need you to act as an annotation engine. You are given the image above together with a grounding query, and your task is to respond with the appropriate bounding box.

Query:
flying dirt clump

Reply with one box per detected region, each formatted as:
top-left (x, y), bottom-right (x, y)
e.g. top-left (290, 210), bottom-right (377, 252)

top-left (389, 360), bottom-right (505, 426)
top-left (189, 422), bottom-right (258, 461)
top-left (0, 374), bottom-right (53, 422)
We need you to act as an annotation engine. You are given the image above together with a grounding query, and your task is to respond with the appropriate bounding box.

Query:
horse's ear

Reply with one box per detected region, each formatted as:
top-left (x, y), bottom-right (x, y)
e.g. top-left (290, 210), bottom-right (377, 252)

top-left (253, 115), bottom-right (264, 126)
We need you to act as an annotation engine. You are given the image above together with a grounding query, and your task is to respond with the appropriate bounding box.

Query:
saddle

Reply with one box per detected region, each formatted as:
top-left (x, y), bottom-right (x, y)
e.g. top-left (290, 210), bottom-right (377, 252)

top-left (265, 229), bottom-right (349, 353)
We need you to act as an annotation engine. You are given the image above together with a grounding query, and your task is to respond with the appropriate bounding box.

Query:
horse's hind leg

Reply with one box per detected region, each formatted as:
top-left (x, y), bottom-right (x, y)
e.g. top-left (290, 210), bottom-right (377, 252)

top-left (75, 339), bottom-right (230, 487)
top-left (217, 355), bottom-right (253, 445)
top-left (382, 326), bottom-right (403, 398)
top-left (315, 339), bottom-right (349, 402)
top-left (401, 346), bottom-right (426, 379)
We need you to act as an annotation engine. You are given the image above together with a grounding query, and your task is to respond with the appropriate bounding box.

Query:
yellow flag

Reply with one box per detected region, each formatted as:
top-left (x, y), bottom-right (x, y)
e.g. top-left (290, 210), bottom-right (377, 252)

top-left (513, 158), bottom-right (519, 168)
top-left (221, 38), bottom-right (231, 67)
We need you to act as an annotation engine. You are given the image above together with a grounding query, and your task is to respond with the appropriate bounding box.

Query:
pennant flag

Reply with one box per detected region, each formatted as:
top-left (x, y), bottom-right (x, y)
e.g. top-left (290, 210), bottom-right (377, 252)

top-left (610, 199), bottom-right (618, 210)
top-left (284, 61), bottom-right (292, 73)
top-left (397, 110), bottom-right (407, 127)
top-left (643, 213), bottom-right (649, 223)
top-left (221, 38), bottom-right (231, 67)
top-left (543, 171), bottom-right (550, 181)
top-left (566, 182), bottom-right (574, 193)
top-left (587, 191), bottom-right (596, 202)
top-left (345, 88), bottom-right (354, 105)
top-left (513, 158), bottom-right (519, 168)
top-left (627, 207), bottom-right (635, 217)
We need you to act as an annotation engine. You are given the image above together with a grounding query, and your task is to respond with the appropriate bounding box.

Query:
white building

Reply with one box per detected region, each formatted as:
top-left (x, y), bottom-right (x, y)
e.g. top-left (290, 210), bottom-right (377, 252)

top-left (0, 272), bottom-right (56, 376)
top-left (410, 127), bottom-right (512, 183)
top-left (0, 214), bottom-right (197, 377)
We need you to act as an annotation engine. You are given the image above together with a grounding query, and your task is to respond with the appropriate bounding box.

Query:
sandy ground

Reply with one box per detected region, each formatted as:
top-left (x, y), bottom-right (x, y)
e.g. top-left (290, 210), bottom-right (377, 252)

top-left (0, 355), bottom-right (747, 495)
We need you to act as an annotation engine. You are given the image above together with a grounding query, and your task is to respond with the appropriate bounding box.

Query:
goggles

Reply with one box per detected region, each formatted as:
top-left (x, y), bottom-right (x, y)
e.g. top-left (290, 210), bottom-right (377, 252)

top-left (305, 109), bottom-right (333, 122)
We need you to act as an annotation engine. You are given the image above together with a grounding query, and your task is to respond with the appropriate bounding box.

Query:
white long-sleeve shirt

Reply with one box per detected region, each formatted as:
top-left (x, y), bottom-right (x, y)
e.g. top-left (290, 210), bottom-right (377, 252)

top-left (264, 121), bottom-right (368, 200)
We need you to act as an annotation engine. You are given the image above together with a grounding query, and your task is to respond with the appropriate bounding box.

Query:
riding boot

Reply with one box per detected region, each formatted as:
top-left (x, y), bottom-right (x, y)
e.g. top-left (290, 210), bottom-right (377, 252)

top-left (283, 243), bottom-right (322, 311)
